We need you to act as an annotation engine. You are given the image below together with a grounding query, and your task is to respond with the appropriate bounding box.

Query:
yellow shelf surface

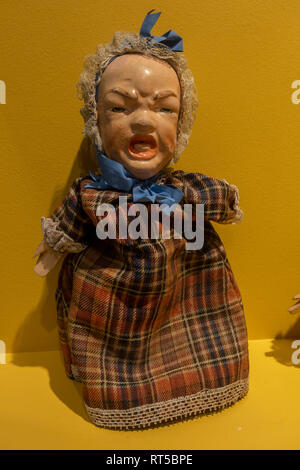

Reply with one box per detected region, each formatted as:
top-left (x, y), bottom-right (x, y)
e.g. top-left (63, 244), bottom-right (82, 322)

top-left (0, 339), bottom-right (299, 450)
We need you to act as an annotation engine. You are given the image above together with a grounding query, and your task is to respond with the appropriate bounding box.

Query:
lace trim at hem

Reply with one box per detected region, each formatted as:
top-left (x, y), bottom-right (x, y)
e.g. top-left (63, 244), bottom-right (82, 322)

top-left (41, 217), bottom-right (88, 253)
top-left (84, 377), bottom-right (249, 430)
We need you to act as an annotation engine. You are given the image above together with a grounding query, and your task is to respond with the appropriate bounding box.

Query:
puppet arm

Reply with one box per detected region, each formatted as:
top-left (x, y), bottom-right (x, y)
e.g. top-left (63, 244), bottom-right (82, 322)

top-left (33, 239), bottom-right (66, 277)
top-left (179, 172), bottom-right (244, 224)
top-left (219, 179), bottom-right (244, 224)
top-left (288, 293), bottom-right (300, 314)
top-left (33, 176), bottom-right (93, 277)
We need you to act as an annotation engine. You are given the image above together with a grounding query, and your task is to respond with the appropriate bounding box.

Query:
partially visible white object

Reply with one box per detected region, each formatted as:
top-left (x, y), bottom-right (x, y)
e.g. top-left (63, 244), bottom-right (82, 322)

top-left (0, 340), bottom-right (6, 364)
top-left (289, 293), bottom-right (300, 314)
top-left (0, 80), bottom-right (6, 104)
top-left (291, 340), bottom-right (300, 366)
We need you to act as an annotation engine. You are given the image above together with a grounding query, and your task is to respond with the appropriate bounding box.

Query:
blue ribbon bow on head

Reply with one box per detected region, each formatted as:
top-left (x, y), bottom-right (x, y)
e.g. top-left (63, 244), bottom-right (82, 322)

top-left (140, 9), bottom-right (183, 52)
top-left (89, 10), bottom-right (184, 214)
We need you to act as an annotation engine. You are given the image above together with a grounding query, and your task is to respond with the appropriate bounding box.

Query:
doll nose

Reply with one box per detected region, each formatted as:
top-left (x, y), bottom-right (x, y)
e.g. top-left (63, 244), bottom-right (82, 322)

top-left (130, 109), bottom-right (155, 133)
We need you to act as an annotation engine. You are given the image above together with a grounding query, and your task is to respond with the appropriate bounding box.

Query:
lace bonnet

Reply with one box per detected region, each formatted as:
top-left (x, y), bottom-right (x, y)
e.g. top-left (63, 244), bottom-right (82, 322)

top-left (76, 9), bottom-right (198, 165)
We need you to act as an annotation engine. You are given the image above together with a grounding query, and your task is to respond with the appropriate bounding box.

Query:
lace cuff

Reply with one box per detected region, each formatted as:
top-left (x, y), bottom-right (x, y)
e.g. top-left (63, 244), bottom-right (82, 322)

top-left (221, 181), bottom-right (244, 224)
top-left (41, 217), bottom-right (88, 253)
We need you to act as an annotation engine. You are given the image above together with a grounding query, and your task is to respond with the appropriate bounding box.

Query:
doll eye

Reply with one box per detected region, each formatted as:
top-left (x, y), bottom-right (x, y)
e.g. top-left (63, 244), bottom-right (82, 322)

top-left (160, 108), bottom-right (174, 113)
top-left (111, 107), bottom-right (126, 113)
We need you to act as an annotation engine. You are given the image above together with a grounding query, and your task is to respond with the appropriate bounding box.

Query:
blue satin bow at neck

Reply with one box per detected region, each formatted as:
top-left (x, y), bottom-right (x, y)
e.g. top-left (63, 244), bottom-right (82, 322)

top-left (84, 149), bottom-right (184, 215)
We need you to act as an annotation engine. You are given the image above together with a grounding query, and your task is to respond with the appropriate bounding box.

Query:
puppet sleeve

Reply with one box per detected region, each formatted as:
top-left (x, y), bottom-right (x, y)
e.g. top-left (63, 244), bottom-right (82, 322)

top-left (40, 177), bottom-right (93, 253)
top-left (179, 172), bottom-right (244, 224)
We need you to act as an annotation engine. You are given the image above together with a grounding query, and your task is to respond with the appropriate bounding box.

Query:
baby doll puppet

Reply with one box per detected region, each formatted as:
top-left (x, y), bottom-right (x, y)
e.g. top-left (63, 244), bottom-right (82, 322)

top-left (34, 10), bottom-right (249, 430)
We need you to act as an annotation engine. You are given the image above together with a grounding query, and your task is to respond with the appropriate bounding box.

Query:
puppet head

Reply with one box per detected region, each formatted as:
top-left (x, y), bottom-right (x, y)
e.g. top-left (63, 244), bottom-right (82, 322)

top-left (76, 10), bottom-right (198, 170)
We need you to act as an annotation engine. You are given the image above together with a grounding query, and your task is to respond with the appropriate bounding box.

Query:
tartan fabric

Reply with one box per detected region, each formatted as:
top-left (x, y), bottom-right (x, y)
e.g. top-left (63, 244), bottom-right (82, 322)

top-left (43, 168), bottom-right (249, 429)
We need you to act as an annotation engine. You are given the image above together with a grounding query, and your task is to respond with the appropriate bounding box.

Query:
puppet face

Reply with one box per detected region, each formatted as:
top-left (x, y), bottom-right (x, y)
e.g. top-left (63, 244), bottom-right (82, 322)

top-left (97, 53), bottom-right (181, 180)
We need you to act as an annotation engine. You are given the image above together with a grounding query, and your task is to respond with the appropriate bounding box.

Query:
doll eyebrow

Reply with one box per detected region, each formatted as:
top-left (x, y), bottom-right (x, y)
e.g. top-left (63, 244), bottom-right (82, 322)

top-left (106, 88), bottom-right (137, 100)
top-left (106, 88), bottom-right (178, 101)
top-left (153, 90), bottom-right (179, 100)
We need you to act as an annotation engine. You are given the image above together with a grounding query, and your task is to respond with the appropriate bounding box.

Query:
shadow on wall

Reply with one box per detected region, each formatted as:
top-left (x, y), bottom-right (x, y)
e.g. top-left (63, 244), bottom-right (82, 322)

top-left (11, 137), bottom-right (99, 425)
top-left (14, 136), bottom-right (98, 352)
top-left (265, 318), bottom-right (300, 367)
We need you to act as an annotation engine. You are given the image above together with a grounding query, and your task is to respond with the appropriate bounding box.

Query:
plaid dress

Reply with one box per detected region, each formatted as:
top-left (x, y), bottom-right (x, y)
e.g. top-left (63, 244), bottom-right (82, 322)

top-left (41, 167), bottom-right (249, 429)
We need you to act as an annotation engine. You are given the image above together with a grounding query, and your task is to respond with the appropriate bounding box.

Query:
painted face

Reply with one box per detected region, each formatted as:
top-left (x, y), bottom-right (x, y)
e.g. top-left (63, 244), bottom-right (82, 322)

top-left (97, 53), bottom-right (181, 180)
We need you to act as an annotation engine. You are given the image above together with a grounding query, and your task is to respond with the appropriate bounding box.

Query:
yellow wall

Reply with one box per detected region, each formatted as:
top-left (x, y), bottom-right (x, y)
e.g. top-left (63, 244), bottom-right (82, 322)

top-left (0, 0), bottom-right (299, 353)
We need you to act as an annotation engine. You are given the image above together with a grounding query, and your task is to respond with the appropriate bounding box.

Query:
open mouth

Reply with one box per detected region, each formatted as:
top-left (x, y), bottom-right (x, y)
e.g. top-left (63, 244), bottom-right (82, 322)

top-left (128, 134), bottom-right (158, 159)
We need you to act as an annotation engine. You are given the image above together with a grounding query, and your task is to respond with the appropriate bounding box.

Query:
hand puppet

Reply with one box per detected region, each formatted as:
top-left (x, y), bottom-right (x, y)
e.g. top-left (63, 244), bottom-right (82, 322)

top-left (33, 9), bottom-right (249, 430)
